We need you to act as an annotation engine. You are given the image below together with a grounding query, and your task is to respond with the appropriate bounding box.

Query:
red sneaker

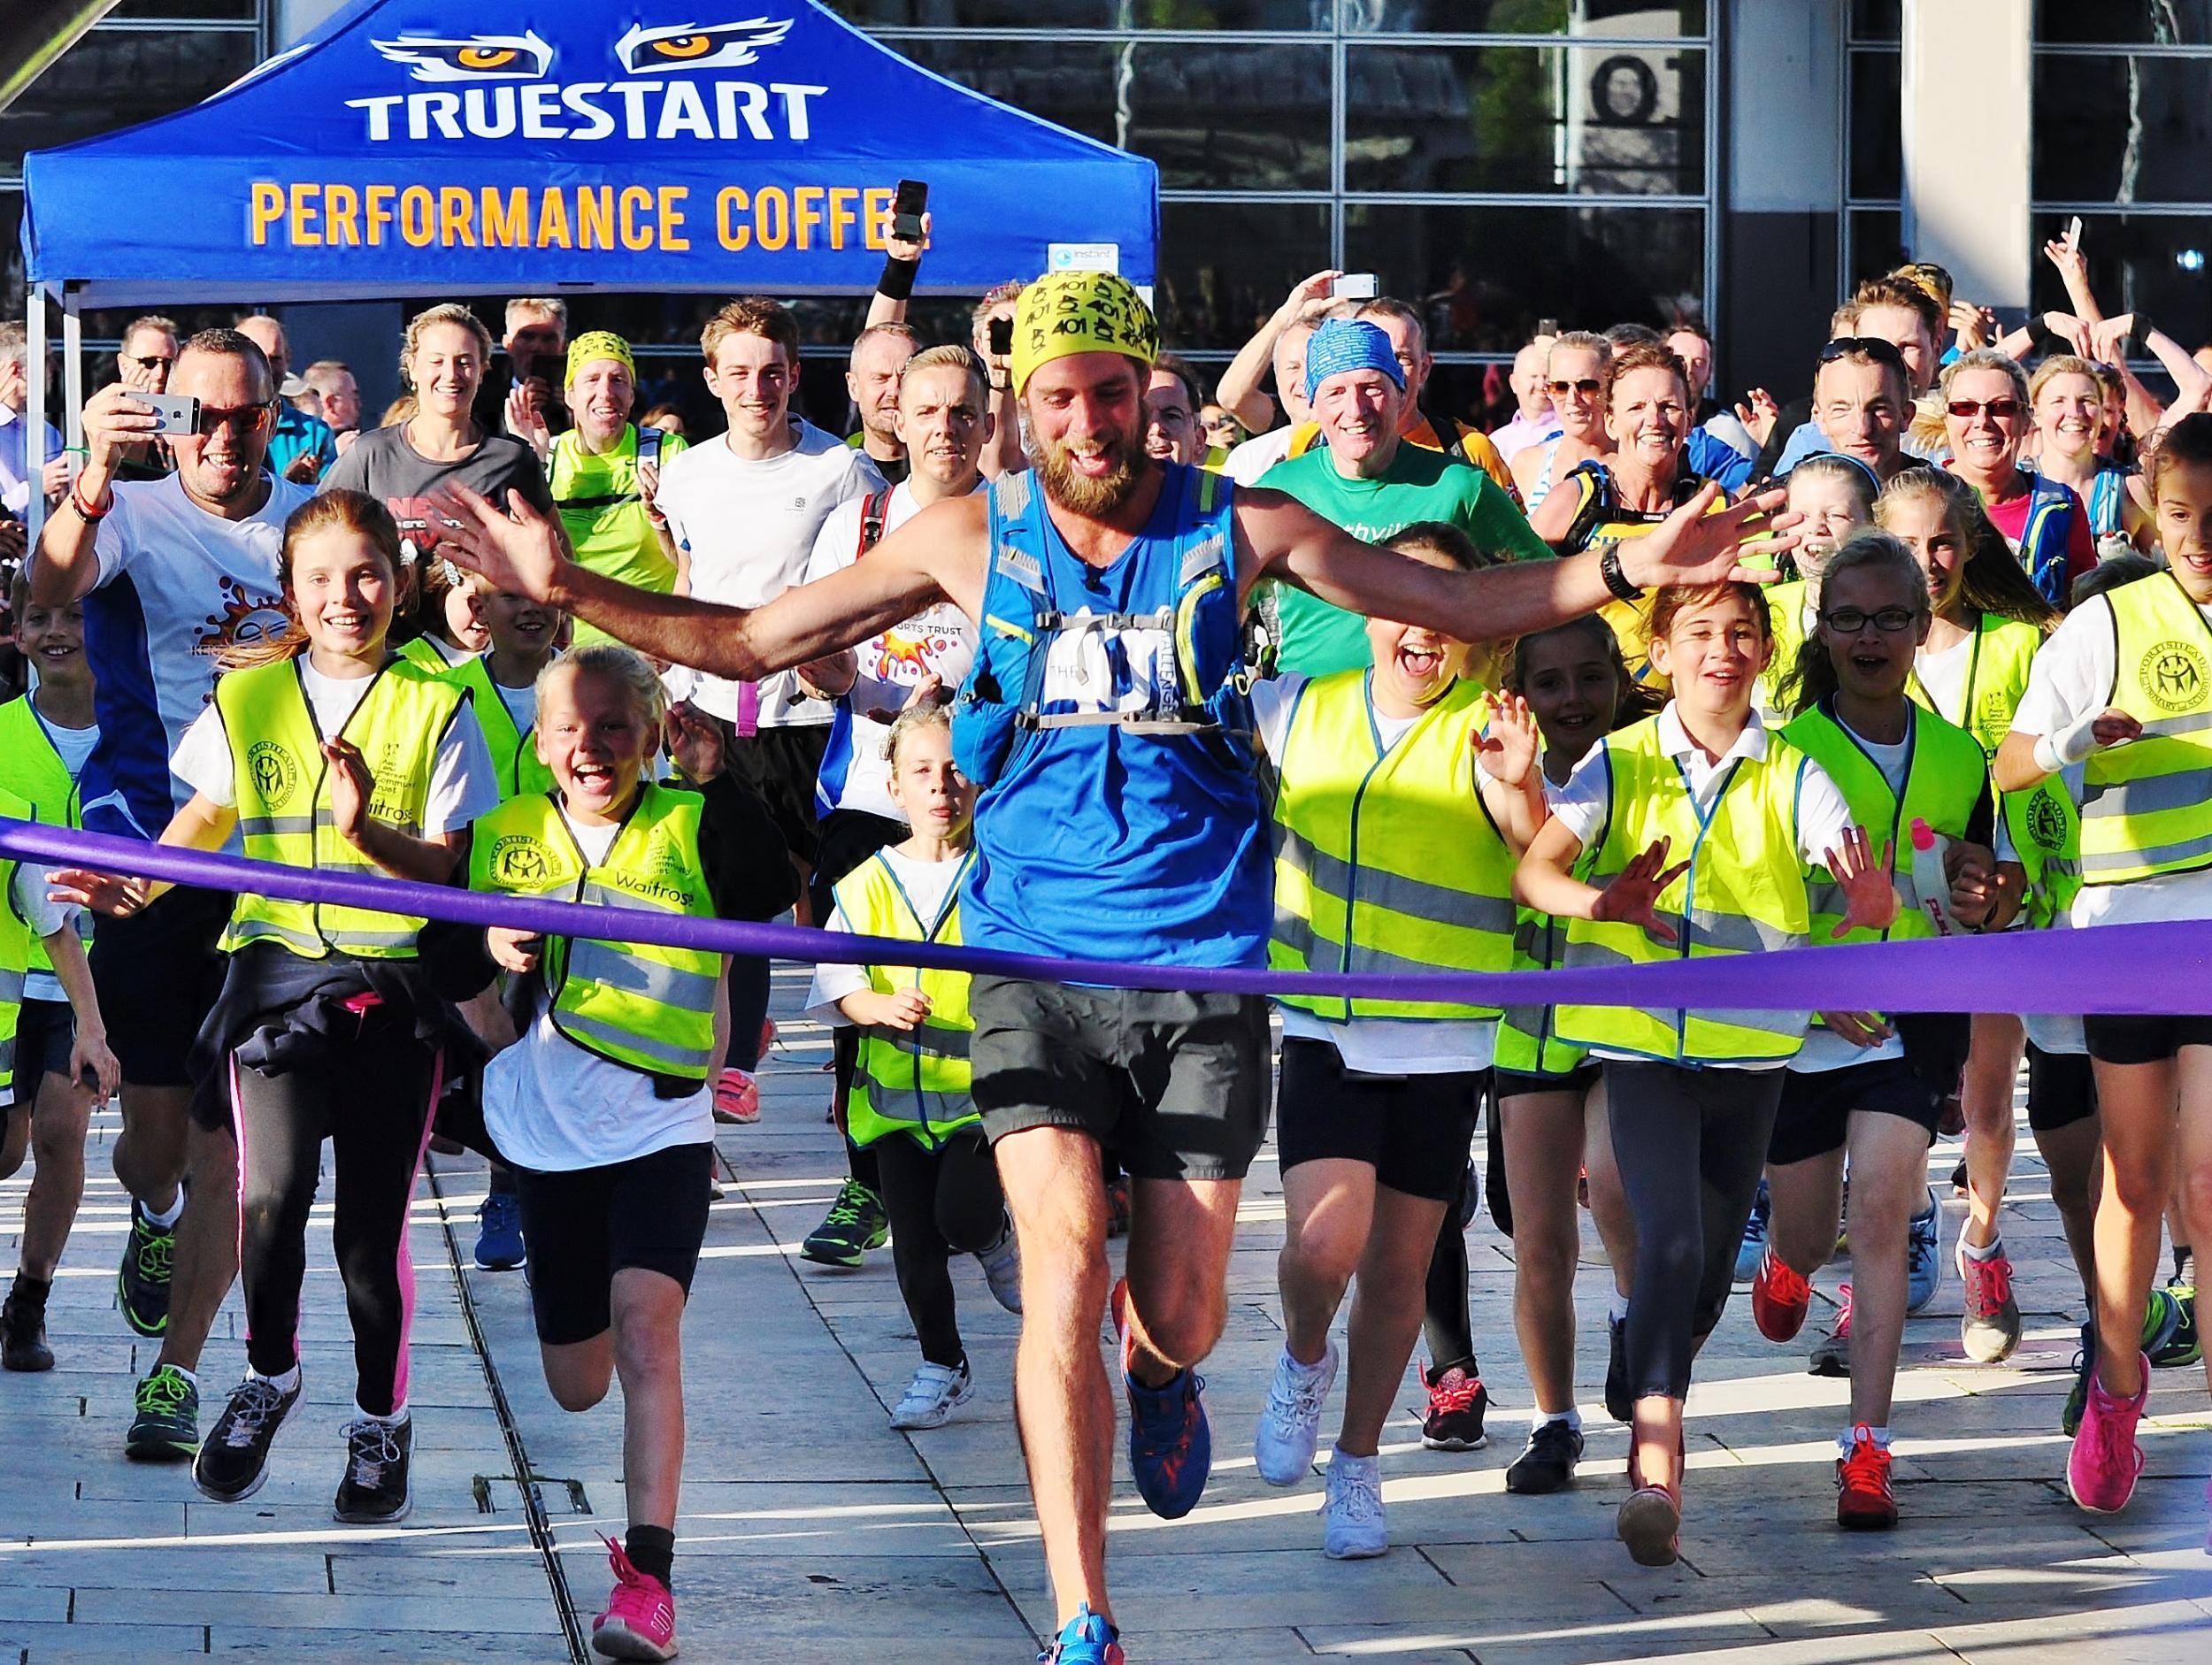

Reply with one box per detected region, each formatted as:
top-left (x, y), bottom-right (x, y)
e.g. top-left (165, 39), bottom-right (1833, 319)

top-left (592, 1536), bottom-right (677, 1661)
top-left (1835, 1425), bottom-right (1897, 1530)
top-left (1752, 1249), bottom-right (1812, 1343)
top-left (711, 1068), bottom-right (760, 1124)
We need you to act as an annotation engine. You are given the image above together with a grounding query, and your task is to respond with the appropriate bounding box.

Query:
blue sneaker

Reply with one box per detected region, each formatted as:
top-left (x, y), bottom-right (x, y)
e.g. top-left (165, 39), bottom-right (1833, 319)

top-left (473, 1190), bottom-right (526, 1271)
top-left (1113, 1278), bottom-right (1211, 1520)
top-left (1040, 1602), bottom-right (1124, 1664)
top-left (1733, 1178), bottom-right (1770, 1284)
top-left (1906, 1189), bottom-right (1940, 1314)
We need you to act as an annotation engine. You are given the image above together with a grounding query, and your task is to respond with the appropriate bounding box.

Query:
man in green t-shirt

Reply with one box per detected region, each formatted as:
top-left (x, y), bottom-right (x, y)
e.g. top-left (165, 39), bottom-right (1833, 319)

top-left (1258, 318), bottom-right (1548, 674)
top-left (545, 331), bottom-right (689, 648)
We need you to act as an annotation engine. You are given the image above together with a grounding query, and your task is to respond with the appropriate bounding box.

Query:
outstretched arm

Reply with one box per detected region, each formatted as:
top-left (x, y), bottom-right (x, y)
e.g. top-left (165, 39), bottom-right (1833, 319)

top-left (1238, 480), bottom-right (1790, 645)
top-left (429, 484), bottom-right (984, 680)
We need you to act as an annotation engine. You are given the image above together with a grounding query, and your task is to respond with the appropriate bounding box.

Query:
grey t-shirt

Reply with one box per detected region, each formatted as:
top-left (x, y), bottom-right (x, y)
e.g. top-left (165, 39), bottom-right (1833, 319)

top-left (323, 423), bottom-right (553, 561)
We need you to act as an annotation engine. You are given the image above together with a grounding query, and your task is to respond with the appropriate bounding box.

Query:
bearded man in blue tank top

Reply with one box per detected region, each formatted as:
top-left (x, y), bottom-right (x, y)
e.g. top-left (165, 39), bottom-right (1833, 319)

top-left (431, 272), bottom-right (1792, 1665)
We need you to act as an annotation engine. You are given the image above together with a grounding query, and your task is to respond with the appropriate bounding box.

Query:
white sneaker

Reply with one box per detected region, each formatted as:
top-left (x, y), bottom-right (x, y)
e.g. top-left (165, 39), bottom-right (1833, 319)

top-left (975, 1217), bottom-right (1022, 1314)
top-left (888, 1361), bottom-right (973, 1430)
top-left (1254, 1341), bottom-right (1337, 1485)
top-left (1321, 1449), bottom-right (1388, 1560)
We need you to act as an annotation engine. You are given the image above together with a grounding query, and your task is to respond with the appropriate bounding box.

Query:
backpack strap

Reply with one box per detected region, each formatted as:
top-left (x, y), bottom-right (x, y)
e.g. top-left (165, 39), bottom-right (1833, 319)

top-left (855, 487), bottom-right (893, 558)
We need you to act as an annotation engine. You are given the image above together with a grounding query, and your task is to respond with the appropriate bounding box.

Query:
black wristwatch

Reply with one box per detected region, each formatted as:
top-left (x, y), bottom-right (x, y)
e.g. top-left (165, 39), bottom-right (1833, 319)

top-left (1599, 544), bottom-right (1644, 602)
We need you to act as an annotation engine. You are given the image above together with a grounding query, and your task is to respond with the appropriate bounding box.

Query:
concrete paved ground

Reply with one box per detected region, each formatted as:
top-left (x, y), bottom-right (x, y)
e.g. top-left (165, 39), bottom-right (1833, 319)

top-left (2, 962), bottom-right (2208, 1661)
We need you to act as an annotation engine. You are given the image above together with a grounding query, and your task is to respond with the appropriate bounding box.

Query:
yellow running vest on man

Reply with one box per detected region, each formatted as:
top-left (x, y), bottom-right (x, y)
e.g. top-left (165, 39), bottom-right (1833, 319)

top-left (470, 783), bottom-right (722, 1081)
top-left (2080, 571), bottom-right (2212, 886)
top-left (833, 853), bottom-right (979, 1151)
top-left (441, 654), bottom-right (556, 801)
top-left (0, 697), bottom-right (88, 977)
top-left (1269, 671), bottom-right (1517, 1022)
top-left (219, 657), bottom-right (468, 960)
top-left (1555, 714), bottom-right (1815, 1063)
top-left (0, 784), bottom-right (34, 1085)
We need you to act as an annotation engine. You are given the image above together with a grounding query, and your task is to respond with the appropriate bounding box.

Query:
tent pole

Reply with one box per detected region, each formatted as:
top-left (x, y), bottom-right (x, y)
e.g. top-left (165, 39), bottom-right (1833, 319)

top-left (26, 280), bottom-right (45, 550)
top-left (61, 286), bottom-right (82, 456)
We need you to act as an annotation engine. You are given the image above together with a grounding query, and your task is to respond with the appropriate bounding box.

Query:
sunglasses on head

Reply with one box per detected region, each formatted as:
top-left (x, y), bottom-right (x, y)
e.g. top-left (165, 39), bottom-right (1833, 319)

top-left (1947, 397), bottom-right (2023, 420)
top-left (1548, 377), bottom-right (1603, 395)
top-left (1818, 336), bottom-right (1908, 372)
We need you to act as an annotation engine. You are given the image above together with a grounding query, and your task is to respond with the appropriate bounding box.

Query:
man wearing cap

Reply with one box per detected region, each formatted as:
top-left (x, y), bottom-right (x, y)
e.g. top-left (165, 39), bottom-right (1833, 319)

top-left (538, 331), bottom-right (689, 649)
top-left (1260, 317), bottom-right (1550, 676)
top-left (431, 271), bottom-right (1787, 1665)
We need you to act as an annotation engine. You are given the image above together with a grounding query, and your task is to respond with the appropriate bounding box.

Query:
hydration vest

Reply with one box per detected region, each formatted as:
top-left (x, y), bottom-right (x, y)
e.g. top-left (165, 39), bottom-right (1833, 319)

top-left (833, 851), bottom-right (979, 1150)
top-left (2013, 468), bottom-right (2079, 608)
top-left (470, 783), bottom-right (721, 1082)
top-left (217, 656), bottom-right (469, 961)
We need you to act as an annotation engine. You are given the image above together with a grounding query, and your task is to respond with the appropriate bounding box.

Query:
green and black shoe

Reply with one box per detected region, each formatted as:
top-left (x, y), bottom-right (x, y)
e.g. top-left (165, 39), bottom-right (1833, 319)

top-left (126, 1364), bottom-right (201, 1462)
top-left (800, 1178), bottom-right (889, 1270)
top-left (2153, 1281), bottom-right (2200, 1369)
top-left (117, 1201), bottom-right (176, 1339)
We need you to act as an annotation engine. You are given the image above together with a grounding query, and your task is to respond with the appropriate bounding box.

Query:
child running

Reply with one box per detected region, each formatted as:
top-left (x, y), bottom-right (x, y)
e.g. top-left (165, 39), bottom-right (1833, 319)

top-left (1517, 579), bottom-right (1896, 1568)
top-left (1878, 467), bottom-right (2059, 1346)
top-left (806, 702), bottom-right (1021, 1432)
top-left (462, 646), bottom-right (795, 1661)
top-left (1995, 411), bottom-right (2212, 1531)
top-left (1758, 530), bottom-right (2012, 1529)
top-left (52, 489), bottom-right (498, 1523)
top-left (1491, 614), bottom-right (1647, 1492)
top-left (0, 580), bottom-right (121, 1372)
top-left (1252, 523), bottom-right (1545, 1559)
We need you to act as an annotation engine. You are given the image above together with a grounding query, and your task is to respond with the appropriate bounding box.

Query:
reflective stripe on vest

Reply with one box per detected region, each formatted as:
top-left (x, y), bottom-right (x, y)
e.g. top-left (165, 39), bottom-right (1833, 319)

top-left (1553, 715), bottom-right (1814, 1064)
top-left (441, 654), bottom-right (555, 801)
top-left (833, 852), bottom-right (977, 1151)
top-left (1267, 671), bottom-right (1517, 1022)
top-left (218, 657), bottom-right (467, 960)
top-left (469, 784), bottom-right (721, 1081)
top-left (0, 697), bottom-right (89, 975)
top-left (2080, 572), bottom-right (2212, 885)
top-left (0, 797), bottom-right (33, 1077)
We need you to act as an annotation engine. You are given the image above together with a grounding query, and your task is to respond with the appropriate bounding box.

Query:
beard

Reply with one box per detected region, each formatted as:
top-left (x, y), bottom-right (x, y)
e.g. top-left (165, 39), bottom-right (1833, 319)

top-left (1030, 426), bottom-right (1148, 517)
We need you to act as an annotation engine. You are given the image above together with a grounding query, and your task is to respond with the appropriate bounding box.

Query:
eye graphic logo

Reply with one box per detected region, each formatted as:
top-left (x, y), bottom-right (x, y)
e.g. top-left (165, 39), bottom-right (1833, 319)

top-left (2140, 640), bottom-right (2208, 714)
top-left (371, 29), bottom-right (555, 82)
top-left (246, 742), bottom-right (297, 809)
top-left (617, 19), bottom-right (794, 72)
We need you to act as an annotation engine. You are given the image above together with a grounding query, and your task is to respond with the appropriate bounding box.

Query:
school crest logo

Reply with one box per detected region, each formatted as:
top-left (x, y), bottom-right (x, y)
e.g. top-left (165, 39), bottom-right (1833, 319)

top-left (2140, 640), bottom-right (2208, 714)
top-left (2027, 786), bottom-right (2070, 853)
top-left (246, 742), bottom-right (297, 809)
top-left (492, 835), bottom-right (553, 886)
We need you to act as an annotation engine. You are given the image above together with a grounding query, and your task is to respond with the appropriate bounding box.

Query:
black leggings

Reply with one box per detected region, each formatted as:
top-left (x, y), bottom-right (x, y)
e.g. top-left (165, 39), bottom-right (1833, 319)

top-left (1423, 1160), bottom-right (1476, 1375)
top-left (233, 1003), bottom-right (441, 1416)
top-left (722, 956), bottom-right (771, 1074)
top-left (872, 1127), bottom-right (1006, 1369)
top-left (1604, 1060), bottom-right (1783, 1403)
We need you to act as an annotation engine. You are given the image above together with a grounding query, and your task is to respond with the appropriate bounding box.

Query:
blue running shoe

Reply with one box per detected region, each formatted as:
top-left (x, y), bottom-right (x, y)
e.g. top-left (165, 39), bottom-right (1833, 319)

top-left (1113, 1278), bottom-right (1211, 1520)
top-left (473, 1191), bottom-right (526, 1271)
top-left (1906, 1189), bottom-right (1940, 1314)
top-left (1040, 1603), bottom-right (1124, 1665)
top-left (1733, 1178), bottom-right (1770, 1284)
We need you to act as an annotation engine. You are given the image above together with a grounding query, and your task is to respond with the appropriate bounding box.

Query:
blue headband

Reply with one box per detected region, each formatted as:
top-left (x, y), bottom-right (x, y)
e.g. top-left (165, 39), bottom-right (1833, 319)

top-left (1303, 318), bottom-right (1405, 404)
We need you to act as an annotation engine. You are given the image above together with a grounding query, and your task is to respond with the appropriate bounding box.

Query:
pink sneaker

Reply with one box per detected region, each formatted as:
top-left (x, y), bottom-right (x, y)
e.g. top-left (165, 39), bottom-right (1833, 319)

top-left (592, 1536), bottom-right (677, 1661)
top-left (711, 1068), bottom-right (760, 1124)
top-left (2066, 1350), bottom-right (2148, 1515)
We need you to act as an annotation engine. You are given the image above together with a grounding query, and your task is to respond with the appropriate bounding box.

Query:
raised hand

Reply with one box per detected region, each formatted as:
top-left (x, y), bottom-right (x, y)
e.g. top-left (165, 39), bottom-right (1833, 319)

top-left (322, 738), bottom-right (374, 848)
top-left (1475, 690), bottom-right (1541, 788)
top-left (427, 484), bottom-right (572, 606)
top-left (664, 701), bottom-right (724, 784)
top-left (1279, 269), bottom-right (1345, 326)
top-left (887, 208), bottom-right (932, 265)
top-left (1732, 387), bottom-right (1780, 449)
top-left (46, 867), bottom-right (151, 918)
top-left (1615, 482), bottom-right (1801, 592)
top-left (2042, 311), bottom-right (2094, 358)
top-left (2087, 314), bottom-right (2138, 365)
top-left (1589, 837), bottom-right (1689, 944)
top-left (1824, 826), bottom-right (1899, 939)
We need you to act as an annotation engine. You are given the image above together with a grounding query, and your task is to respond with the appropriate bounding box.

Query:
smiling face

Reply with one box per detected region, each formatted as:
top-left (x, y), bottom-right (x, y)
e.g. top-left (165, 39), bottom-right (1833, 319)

top-left (170, 345), bottom-right (276, 509)
top-left (14, 595), bottom-right (87, 689)
top-left (1311, 366), bottom-right (1404, 471)
top-left (1024, 353), bottom-right (1148, 516)
top-left (1365, 543), bottom-right (1474, 712)
top-left (1514, 625), bottom-right (1622, 765)
top-left (1817, 559), bottom-right (1928, 704)
top-left (705, 329), bottom-right (794, 445)
top-left (1786, 470), bottom-right (1871, 584)
top-left (479, 585), bottom-right (558, 668)
top-left (1942, 364), bottom-right (2026, 485)
top-left (2034, 370), bottom-right (2101, 466)
top-left (288, 526), bottom-right (395, 670)
top-left (1646, 589), bottom-right (1770, 720)
top-left (1813, 357), bottom-right (1906, 476)
top-left (2154, 454), bottom-right (2212, 602)
top-left (569, 358), bottom-right (635, 448)
top-left (1604, 364), bottom-right (1691, 472)
top-left (408, 322), bottom-right (486, 424)
top-left (885, 719), bottom-right (973, 844)
top-left (1546, 344), bottom-right (1608, 441)
top-left (1881, 487), bottom-right (1969, 618)
top-left (442, 582), bottom-right (490, 654)
top-left (535, 664), bottom-right (653, 821)
top-left (1273, 321), bottom-right (1317, 426)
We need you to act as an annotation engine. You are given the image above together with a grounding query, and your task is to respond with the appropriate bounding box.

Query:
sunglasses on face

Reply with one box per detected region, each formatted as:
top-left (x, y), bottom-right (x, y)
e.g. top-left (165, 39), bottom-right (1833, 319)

top-left (1947, 397), bottom-right (2023, 421)
top-left (1548, 378), bottom-right (1603, 395)
top-left (1820, 606), bottom-right (1922, 635)
top-left (1818, 336), bottom-right (1909, 372)
top-left (193, 401), bottom-right (277, 438)
top-left (127, 355), bottom-right (174, 372)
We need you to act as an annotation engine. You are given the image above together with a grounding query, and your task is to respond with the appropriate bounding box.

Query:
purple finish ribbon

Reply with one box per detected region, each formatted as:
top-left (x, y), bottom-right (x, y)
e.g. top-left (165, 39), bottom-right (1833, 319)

top-left (3, 816), bottom-right (2205, 1014)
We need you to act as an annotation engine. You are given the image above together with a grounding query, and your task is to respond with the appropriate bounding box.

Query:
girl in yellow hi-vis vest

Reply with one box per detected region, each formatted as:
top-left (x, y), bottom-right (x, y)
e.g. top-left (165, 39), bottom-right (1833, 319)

top-left (1876, 469), bottom-right (2058, 1354)
top-left (1517, 579), bottom-right (1897, 1569)
top-left (1250, 521), bottom-right (1548, 1561)
top-left (1996, 413), bottom-right (2212, 1527)
top-left (52, 488), bottom-right (499, 1526)
top-left (463, 646), bottom-right (793, 1662)
top-left (807, 702), bottom-right (1021, 1434)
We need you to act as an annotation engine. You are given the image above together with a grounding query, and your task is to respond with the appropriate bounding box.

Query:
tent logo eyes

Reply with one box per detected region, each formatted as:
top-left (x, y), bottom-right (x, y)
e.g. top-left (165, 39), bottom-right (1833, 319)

top-left (370, 19), bottom-right (794, 83)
